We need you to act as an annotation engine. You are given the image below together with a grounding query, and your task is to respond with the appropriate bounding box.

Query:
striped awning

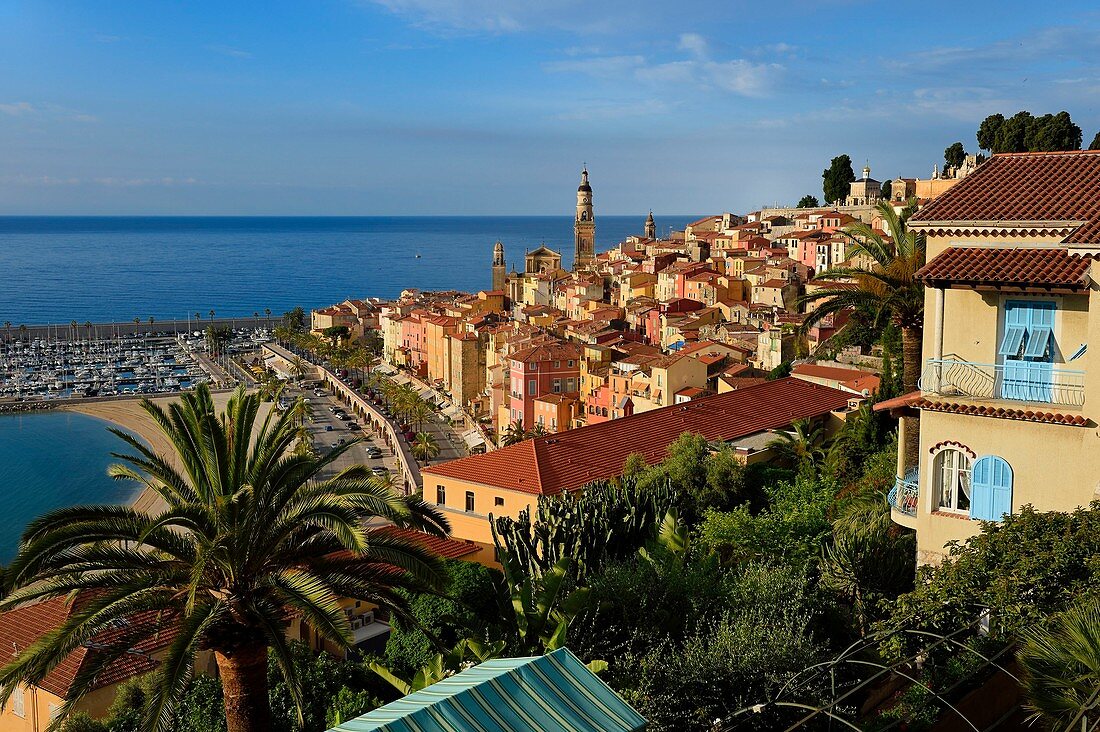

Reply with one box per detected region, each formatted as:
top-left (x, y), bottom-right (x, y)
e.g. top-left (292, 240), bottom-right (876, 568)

top-left (328, 648), bottom-right (646, 732)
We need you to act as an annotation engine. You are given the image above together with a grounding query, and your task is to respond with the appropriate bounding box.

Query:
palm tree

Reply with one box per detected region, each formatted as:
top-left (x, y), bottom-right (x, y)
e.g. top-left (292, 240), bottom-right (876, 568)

top-left (290, 355), bottom-right (309, 382)
top-left (766, 418), bottom-right (829, 472)
top-left (799, 200), bottom-right (925, 392)
top-left (409, 400), bottom-right (434, 433)
top-left (799, 199), bottom-right (926, 465)
top-left (0, 384), bottom-right (449, 732)
top-left (1018, 600), bottom-right (1100, 730)
top-left (412, 432), bottom-right (440, 464)
top-left (502, 419), bottom-right (527, 446)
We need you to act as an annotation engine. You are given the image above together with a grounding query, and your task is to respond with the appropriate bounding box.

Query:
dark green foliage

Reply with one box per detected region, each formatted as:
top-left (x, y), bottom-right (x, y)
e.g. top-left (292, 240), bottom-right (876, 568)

top-left (324, 687), bottom-right (380, 728)
top-left (880, 179), bottom-right (892, 199)
top-left (826, 402), bottom-right (894, 485)
top-left (882, 503), bottom-right (1100, 659)
top-left (797, 194), bottom-right (820, 208)
top-left (822, 154), bottom-right (856, 204)
top-left (766, 360), bottom-right (792, 380)
top-left (269, 643), bottom-right (386, 732)
top-left (103, 675), bottom-right (156, 732)
top-left (491, 478), bottom-right (676, 582)
top-left (975, 110), bottom-right (1082, 153)
top-left (635, 434), bottom-right (754, 518)
top-left (1090, 131), bottom-right (1100, 151)
top-left (174, 676), bottom-right (227, 732)
top-left (61, 713), bottom-right (108, 732)
top-left (944, 141), bottom-right (966, 168)
top-left (383, 560), bottom-right (501, 675)
top-left (697, 475), bottom-right (839, 567)
top-left (204, 324), bottom-right (231, 355)
top-left (321, 325), bottom-right (350, 343)
top-left (610, 564), bottom-right (830, 732)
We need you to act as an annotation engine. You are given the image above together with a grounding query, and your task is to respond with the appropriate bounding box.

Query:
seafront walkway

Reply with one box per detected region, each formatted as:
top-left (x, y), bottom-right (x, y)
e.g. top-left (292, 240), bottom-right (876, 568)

top-left (262, 342), bottom-right (423, 494)
top-left (383, 368), bottom-right (481, 458)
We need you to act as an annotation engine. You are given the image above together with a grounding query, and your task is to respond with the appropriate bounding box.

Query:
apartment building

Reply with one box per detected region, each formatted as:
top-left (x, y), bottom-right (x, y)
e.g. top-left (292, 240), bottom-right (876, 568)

top-left (882, 150), bottom-right (1100, 564)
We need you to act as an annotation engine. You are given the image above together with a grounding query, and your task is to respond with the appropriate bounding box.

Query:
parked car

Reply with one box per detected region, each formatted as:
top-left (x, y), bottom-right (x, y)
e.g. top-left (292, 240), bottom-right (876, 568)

top-left (371, 466), bottom-right (389, 476)
top-left (366, 447), bottom-right (382, 459)
top-left (325, 425), bottom-right (333, 432)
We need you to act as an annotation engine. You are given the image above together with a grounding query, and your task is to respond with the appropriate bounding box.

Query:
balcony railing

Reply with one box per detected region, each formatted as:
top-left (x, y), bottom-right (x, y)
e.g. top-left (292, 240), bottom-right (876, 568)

top-left (887, 468), bottom-right (919, 517)
top-left (919, 358), bottom-right (1085, 407)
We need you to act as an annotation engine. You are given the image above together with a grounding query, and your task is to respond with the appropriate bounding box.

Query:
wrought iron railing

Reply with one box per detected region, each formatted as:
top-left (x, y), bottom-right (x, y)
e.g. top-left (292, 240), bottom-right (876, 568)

top-left (919, 358), bottom-right (1085, 407)
top-left (888, 468), bottom-right (919, 517)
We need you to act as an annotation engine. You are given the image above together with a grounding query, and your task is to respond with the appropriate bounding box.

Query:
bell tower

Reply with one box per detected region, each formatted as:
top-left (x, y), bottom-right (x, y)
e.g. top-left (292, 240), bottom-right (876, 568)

top-left (574, 166), bottom-right (595, 269)
top-left (644, 210), bottom-right (655, 239)
top-left (491, 240), bottom-right (506, 292)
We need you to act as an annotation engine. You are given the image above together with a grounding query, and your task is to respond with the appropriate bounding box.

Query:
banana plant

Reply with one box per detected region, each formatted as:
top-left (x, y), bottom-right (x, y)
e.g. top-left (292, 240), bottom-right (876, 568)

top-left (368, 637), bottom-right (507, 695)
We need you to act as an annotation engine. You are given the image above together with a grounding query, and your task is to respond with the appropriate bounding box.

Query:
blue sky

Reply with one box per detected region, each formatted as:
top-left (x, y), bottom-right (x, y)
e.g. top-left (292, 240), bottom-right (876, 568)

top-left (3, 0), bottom-right (1100, 215)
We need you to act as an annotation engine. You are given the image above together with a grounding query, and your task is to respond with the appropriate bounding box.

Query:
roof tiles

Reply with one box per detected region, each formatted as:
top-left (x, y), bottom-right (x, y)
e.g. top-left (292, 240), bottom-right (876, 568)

top-left (423, 378), bottom-right (854, 495)
top-left (916, 247), bottom-right (1094, 287)
top-left (910, 150), bottom-right (1100, 241)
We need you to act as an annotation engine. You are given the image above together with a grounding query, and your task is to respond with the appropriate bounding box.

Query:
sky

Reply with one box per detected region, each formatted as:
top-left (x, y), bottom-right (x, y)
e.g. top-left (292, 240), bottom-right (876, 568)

top-left (3, 1), bottom-right (1100, 216)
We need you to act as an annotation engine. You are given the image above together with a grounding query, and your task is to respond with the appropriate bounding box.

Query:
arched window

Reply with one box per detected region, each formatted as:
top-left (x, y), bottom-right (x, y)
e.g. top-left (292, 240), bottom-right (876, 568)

top-left (971, 455), bottom-right (1013, 521)
top-left (934, 447), bottom-right (972, 513)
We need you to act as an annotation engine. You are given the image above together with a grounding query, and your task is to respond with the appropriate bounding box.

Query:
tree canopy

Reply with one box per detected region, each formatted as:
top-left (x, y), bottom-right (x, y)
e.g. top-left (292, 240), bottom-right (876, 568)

top-left (822, 154), bottom-right (855, 204)
top-left (796, 194), bottom-right (820, 208)
top-left (975, 111), bottom-right (1082, 153)
top-left (944, 141), bottom-right (966, 169)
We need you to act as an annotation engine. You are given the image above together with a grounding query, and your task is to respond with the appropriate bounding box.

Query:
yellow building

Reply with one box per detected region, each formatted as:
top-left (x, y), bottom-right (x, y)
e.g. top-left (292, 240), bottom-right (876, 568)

top-left (882, 150), bottom-right (1100, 565)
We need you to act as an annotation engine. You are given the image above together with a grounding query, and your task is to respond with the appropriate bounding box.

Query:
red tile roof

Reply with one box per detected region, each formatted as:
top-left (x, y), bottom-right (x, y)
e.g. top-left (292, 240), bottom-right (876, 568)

top-left (914, 398), bottom-right (1090, 426)
top-left (910, 150), bottom-right (1100, 241)
top-left (423, 378), bottom-right (854, 495)
top-left (376, 526), bottom-right (480, 559)
top-left (0, 594), bottom-right (175, 698)
top-left (916, 247), bottom-right (1094, 288)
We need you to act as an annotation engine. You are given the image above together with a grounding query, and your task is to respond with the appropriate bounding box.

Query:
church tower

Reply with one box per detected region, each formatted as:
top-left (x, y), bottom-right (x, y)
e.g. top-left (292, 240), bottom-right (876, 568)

top-left (574, 166), bottom-right (595, 268)
top-left (644, 210), bottom-right (655, 239)
top-left (491, 240), bottom-right (506, 292)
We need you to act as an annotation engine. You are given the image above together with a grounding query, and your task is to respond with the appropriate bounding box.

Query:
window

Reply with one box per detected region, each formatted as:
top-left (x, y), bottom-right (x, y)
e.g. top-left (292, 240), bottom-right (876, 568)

top-left (465, 491), bottom-right (475, 513)
top-left (554, 360), bottom-right (561, 368)
top-left (566, 378), bottom-right (575, 392)
top-left (528, 380), bottom-right (536, 395)
top-left (935, 448), bottom-right (972, 513)
top-left (12, 687), bottom-right (23, 718)
top-left (436, 485), bottom-right (445, 505)
top-left (971, 455), bottom-right (1013, 521)
top-left (552, 379), bottom-right (561, 393)
top-left (568, 360), bottom-right (575, 367)
top-left (494, 496), bottom-right (504, 507)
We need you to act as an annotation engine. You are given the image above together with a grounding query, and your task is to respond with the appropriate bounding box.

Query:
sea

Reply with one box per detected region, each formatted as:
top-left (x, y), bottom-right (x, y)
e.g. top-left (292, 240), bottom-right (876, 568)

top-left (0, 411), bottom-right (138, 561)
top-left (0, 215), bottom-right (695, 558)
top-left (0, 215), bottom-right (693, 325)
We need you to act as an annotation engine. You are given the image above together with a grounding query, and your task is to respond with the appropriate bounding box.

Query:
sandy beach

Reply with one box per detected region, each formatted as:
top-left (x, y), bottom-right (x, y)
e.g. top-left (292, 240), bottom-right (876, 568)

top-left (66, 391), bottom-right (271, 515)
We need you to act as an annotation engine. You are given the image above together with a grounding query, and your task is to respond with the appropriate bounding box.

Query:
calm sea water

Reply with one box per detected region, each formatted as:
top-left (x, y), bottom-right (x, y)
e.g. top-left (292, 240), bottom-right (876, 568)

top-left (0, 216), bottom-right (692, 325)
top-left (0, 412), bottom-right (138, 562)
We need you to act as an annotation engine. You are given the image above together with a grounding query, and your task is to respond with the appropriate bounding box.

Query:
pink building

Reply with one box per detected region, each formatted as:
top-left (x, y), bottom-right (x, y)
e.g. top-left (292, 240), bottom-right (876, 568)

top-left (506, 341), bottom-right (583, 427)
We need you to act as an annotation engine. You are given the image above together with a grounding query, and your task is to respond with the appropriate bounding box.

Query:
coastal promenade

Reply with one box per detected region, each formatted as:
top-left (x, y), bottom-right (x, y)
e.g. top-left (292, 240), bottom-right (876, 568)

top-left (262, 343), bottom-right (424, 494)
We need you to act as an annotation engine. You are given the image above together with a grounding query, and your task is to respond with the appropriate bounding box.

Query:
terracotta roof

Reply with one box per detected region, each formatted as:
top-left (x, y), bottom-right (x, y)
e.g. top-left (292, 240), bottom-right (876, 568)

top-left (792, 363), bottom-right (876, 382)
top-left (423, 378), bottom-right (854, 495)
top-left (0, 594), bottom-right (175, 698)
top-left (509, 341), bottom-right (582, 364)
top-left (377, 526), bottom-right (479, 560)
top-left (915, 247), bottom-right (1094, 288)
top-left (910, 150), bottom-right (1100, 241)
top-left (873, 390), bottom-right (921, 412)
top-left (914, 398), bottom-right (1090, 426)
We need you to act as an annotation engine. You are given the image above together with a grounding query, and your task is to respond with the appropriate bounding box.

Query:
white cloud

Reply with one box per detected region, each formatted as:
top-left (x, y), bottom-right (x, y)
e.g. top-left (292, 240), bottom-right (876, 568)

top-left (0, 102), bottom-right (35, 116)
top-left (547, 51), bottom-right (784, 98)
top-left (677, 33), bottom-right (708, 59)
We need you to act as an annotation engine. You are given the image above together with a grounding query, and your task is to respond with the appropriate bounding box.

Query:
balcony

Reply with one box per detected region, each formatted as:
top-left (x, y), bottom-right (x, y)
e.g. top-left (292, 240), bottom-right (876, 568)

top-left (919, 358), bottom-right (1085, 407)
top-left (888, 468), bottom-right (919, 519)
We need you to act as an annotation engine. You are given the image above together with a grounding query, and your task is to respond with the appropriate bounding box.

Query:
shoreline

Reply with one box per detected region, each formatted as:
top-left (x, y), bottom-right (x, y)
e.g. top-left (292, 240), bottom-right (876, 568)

top-left (65, 392), bottom-right (272, 516)
top-left (64, 399), bottom-right (175, 515)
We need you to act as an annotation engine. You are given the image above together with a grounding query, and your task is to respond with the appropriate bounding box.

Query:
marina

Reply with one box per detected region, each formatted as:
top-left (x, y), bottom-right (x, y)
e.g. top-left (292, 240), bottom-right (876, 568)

top-left (0, 328), bottom-right (273, 404)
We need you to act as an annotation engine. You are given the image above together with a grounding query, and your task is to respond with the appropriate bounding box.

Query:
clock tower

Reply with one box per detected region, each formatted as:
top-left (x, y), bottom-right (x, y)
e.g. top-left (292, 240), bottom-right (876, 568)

top-left (574, 166), bottom-right (595, 268)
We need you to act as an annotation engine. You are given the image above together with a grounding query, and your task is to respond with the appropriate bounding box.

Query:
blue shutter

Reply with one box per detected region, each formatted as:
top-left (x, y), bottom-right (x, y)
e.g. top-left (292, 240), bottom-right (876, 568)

top-left (1001, 300), bottom-right (1056, 403)
top-left (971, 455), bottom-right (1012, 521)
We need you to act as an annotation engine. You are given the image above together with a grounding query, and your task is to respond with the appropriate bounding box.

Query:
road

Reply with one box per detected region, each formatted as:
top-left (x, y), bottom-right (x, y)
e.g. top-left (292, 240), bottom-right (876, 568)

top-left (282, 381), bottom-right (403, 483)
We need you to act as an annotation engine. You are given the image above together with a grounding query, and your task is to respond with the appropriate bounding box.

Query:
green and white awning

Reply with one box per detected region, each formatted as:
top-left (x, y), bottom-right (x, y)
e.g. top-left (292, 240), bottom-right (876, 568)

top-left (328, 648), bottom-right (646, 732)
